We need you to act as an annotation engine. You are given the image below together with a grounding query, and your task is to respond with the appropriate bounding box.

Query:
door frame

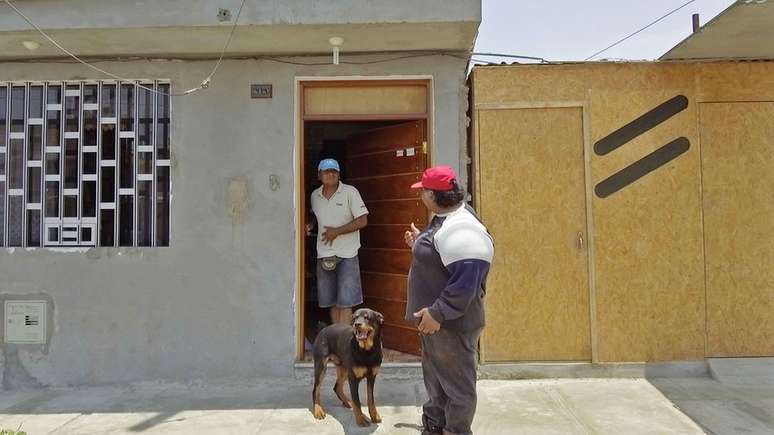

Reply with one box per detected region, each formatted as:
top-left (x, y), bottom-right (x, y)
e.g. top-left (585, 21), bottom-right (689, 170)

top-left (472, 100), bottom-right (600, 363)
top-left (294, 76), bottom-right (435, 360)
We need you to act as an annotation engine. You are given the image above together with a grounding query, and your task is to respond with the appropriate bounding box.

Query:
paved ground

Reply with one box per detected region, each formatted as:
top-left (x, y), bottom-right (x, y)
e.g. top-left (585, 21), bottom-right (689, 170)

top-left (650, 377), bottom-right (774, 435)
top-left (1, 376), bottom-right (744, 435)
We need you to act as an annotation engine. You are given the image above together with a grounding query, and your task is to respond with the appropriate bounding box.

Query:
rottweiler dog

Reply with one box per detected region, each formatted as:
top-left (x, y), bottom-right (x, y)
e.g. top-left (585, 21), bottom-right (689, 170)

top-left (312, 308), bottom-right (384, 427)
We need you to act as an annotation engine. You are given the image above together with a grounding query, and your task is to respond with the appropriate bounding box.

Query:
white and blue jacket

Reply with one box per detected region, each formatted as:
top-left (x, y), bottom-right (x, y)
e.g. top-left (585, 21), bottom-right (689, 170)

top-left (406, 204), bottom-right (494, 332)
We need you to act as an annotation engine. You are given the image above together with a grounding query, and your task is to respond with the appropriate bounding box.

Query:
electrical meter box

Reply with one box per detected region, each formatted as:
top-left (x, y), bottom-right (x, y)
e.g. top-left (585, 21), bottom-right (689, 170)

top-left (4, 300), bottom-right (47, 344)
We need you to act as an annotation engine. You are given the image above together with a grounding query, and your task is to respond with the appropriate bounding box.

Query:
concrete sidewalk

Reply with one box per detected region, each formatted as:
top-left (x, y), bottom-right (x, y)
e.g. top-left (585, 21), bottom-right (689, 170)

top-left (0, 377), bottom-right (716, 435)
top-left (649, 377), bottom-right (774, 435)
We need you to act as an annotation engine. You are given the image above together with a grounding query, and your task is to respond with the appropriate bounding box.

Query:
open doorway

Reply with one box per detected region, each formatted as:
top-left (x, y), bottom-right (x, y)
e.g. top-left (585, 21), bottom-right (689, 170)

top-left (301, 119), bottom-right (428, 362)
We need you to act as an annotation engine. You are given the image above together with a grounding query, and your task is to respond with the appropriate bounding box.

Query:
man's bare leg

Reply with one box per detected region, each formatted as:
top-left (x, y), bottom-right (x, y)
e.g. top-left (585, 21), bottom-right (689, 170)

top-left (331, 307), bottom-right (340, 325)
top-left (340, 307), bottom-right (352, 325)
top-left (331, 307), bottom-right (352, 325)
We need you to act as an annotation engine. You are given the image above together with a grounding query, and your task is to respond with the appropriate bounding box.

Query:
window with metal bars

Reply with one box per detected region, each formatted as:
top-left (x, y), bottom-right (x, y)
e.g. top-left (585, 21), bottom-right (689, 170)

top-left (0, 81), bottom-right (171, 247)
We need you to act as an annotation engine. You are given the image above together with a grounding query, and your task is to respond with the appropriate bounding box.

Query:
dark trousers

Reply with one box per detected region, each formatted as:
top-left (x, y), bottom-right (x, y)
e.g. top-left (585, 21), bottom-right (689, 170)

top-left (420, 327), bottom-right (483, 435)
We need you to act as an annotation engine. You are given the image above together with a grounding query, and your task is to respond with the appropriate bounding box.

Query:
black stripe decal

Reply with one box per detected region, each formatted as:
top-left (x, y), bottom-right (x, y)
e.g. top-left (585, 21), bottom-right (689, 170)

top-left (595, 137), bottom-right (690, 198)
top-left (594, 95), bottom-right (689, 156)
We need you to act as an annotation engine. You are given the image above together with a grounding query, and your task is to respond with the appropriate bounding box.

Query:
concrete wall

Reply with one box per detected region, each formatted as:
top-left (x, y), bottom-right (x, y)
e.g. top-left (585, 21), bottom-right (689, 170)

top-left (0, 54), bottom-right (469, 388)
top-left (0, 0), bottom-right (481, 29)
top-left (0, 0), bottom-right (481, 58)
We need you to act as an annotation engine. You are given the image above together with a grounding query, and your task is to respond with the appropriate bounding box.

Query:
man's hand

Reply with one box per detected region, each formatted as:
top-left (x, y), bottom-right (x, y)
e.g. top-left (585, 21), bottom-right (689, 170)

top-left (404, 222), bottom-right (420, 248)
top-left (321, 226), bottom-right (340, 245)
top-left (413, 307), bottom-right (441, 335)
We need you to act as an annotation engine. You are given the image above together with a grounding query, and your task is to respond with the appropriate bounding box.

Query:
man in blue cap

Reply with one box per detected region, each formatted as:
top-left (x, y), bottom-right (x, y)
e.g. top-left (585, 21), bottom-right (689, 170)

top-left (307, 158), bottom-right (369, 325)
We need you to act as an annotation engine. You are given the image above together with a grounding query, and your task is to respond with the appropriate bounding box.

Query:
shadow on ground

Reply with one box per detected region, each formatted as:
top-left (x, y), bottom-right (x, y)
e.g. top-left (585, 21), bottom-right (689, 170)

top-left (647, 376), bottom-right (774, 434)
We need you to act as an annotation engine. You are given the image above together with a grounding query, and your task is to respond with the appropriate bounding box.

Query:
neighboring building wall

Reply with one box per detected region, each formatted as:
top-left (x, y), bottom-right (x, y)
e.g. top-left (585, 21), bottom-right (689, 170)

top-left (0, 54), bottom-right (469, 388)
top-left (472, 61), bottom-right (774, 362)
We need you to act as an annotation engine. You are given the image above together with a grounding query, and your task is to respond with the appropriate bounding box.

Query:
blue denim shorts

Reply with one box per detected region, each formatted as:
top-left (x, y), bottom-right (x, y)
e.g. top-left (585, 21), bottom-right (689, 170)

top-left (316, 255), bottom-right (364, 308)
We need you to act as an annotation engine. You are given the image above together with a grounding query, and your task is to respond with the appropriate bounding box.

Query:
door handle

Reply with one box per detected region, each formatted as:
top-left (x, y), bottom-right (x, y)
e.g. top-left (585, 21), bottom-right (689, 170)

top-left (577, 231), bottom-right (584, 250)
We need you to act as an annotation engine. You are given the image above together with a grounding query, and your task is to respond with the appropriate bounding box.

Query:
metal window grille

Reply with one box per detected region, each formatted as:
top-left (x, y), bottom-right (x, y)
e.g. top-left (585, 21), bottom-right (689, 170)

top-left (0, 81), bottom-right (171, 247)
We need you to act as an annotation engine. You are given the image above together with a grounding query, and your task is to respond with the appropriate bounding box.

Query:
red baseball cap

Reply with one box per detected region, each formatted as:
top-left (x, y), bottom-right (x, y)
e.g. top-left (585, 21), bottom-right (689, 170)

top-left (411, 165), bottom-right (457, 191)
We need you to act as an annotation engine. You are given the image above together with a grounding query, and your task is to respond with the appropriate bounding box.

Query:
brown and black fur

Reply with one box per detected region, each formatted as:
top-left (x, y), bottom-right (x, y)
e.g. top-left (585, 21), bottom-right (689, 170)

top-left (312, 308), bottom-right (384, 427)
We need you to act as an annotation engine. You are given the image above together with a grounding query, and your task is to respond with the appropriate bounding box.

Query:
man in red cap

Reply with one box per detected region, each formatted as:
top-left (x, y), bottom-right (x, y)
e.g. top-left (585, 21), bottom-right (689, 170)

top-left (404, 165), bottom-right (494, 435)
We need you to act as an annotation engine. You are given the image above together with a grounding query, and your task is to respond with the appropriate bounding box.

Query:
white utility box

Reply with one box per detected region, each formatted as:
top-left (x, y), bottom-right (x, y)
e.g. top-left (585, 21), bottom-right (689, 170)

top-left (4, 300), bottom-right (47, 344)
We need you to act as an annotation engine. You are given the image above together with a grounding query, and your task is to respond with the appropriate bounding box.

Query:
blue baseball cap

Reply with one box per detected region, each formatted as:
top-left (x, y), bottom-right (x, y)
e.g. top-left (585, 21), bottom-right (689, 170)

top-left (317, 158), bottom-right (340, 172)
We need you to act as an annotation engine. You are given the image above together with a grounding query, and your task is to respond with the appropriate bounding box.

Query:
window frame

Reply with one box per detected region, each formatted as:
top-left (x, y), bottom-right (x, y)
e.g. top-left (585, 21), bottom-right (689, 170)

top-left (0, 80), bottom-right (172, 248)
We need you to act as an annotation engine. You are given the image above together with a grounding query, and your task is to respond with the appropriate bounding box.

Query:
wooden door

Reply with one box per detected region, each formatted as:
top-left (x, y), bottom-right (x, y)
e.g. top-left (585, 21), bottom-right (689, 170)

top-left (344, 120), bottom-right (427, 355)
top-left (477, 108), bottom-right (592, 361)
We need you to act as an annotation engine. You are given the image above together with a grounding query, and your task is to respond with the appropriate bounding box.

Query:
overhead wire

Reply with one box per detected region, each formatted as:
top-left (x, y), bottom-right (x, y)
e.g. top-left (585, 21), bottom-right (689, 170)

top-left (202, 0), bottom-right (247, 89)
top-left (584, 0), bottom-right (697, 61)
top-left (4, 0), bottom-right (707, 77)
top-left (4, 0), bottom-right (564, 76)
top-left (2, 0), bottom-right (247, 97)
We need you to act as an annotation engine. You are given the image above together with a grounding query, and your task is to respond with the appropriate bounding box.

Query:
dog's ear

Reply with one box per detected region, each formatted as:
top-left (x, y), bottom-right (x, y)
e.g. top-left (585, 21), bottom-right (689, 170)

top-left (375, 311), bottom-right (384, 325)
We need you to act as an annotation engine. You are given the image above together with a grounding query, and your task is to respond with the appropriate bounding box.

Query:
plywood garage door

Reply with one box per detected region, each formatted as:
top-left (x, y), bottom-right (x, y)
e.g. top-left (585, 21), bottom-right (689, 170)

top-left (700, 102), bottom-right (774, 357)
top-left (477, 107), bottom-right (591, 361)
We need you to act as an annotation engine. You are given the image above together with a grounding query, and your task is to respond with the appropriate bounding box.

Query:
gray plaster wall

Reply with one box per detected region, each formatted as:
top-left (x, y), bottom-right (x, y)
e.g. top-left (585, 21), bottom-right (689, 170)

top-left (0, 1), bottom-right (480, 59)
top-left (0, 54), bottom-right (469, 389)
top-left (0, 0), bottom-right (481, 29)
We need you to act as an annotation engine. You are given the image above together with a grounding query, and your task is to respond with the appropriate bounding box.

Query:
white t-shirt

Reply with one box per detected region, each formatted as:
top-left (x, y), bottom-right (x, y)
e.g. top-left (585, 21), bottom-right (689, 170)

top-left (311, 182), bottom-right (369, 258)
